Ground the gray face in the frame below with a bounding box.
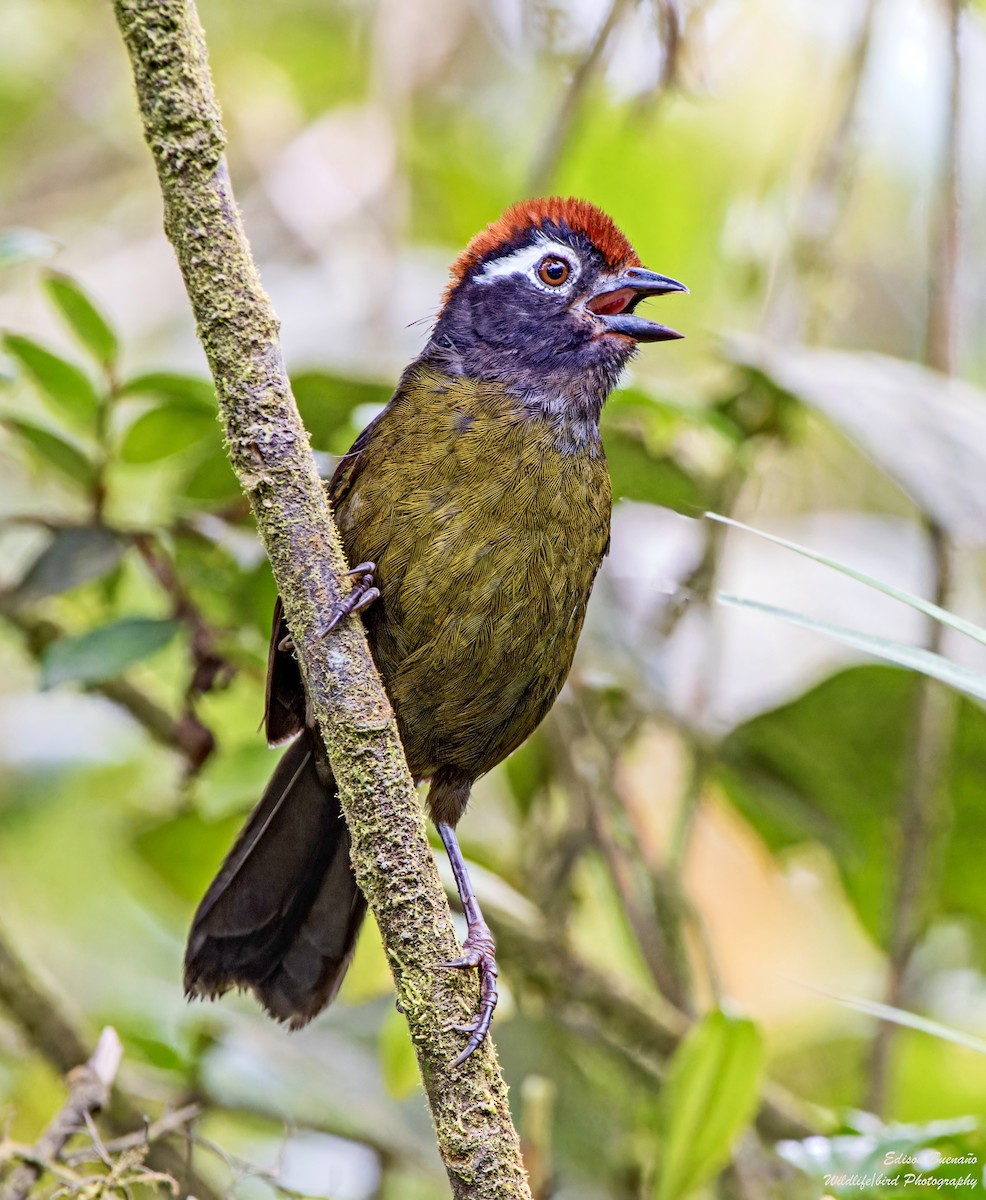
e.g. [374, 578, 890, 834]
[427, 223, 639, 410]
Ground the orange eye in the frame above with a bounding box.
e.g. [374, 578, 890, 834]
[536, 255, 571, 287]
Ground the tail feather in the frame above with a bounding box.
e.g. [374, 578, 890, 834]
[184, 731, 366, 1027]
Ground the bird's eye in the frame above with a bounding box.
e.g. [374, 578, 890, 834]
[536, 255, 571, 287]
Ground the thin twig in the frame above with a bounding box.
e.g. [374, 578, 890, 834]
[528, 0, 632, 194]
[549, 701, 695, 1013]
[762, 0, 880, 341]
[0, 929, 221, 1200]
[132, 533, 233, 700]
[867, 523, 956, 1112]
[1, 1028, 123, 1200]
[62, 1106, 202, 1167]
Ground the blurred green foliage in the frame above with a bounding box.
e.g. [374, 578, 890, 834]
[2, 1, 986, 1198]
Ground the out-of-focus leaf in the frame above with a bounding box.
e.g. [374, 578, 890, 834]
[2, 334, 101, 427]
[43, 272, 118, 368]
[291, 370, 391, 448]
[2, 416, 96, 488]
[654, 1010, 763, 1200]
[182, 450, 241, 503]
[606, 430, 704, 513]
[9, 527, 125, 603]
[0, 228, 59, 269]
[719, 592, 986, 703]
[504, 729, 552, 815]
[120, 404, 219, 463]
[379, 1005, 420, 1100]
[123, 1031, 189, 1075]
[135, 809, 245, 903]
[608, 385, 742, 445]
[718, 665, 986, 944]
[709, 514, 986, 650]
[40, 617, 181, 688]
[727, 336, 986, 541]
[171, 533, 272, 642]
[119, 372, 216, 409]
[194, 741, 278, 821]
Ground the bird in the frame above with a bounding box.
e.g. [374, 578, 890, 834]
[183, 196, 686, 1064]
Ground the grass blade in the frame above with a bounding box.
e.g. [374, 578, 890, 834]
[718, 593, 986, 704]
[707, 513, 986, 649]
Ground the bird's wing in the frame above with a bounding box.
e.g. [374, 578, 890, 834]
[262, 412, 381, 746]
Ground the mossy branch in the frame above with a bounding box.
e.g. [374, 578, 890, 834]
[109, 2, 530, 1195]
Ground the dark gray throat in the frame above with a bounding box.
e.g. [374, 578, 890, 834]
[421, 340, 617, 456]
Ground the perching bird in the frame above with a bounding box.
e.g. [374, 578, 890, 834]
[184, 197, 686, 1063]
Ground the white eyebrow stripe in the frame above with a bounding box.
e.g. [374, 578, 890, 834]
[473, 237, 579, 285]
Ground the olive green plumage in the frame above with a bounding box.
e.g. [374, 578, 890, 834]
[334, 364, 611, 815]
[185, 364, 612, 1022]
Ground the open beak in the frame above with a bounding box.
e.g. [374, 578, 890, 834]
[585, 266, 688, 342]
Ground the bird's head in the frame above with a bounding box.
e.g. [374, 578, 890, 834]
[428, 197, 687, 414]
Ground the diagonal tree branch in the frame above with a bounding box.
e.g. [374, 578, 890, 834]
[109, 2, 530, 1196]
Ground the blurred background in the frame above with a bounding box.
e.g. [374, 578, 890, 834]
[1, 0, 986, 1197]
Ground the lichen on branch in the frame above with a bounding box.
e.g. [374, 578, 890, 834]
[110, 2, 530, 1195]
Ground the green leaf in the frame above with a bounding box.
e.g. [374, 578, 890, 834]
[2, 333, 101, 427]
[123, 1031, 189, 1075]
[10, 527, 125, 603]
[708, 514, 986, 650]
[291, 370, 392, 448]
[119, 372, 216, 410]
[0, 228, 59, 270]
[120, 404, 220, 463]
[2, 416, 96, 488]
[717, 664, 986, 944]
[43, 272, 119, 368]
[379, 1004, 420, 1100]
[40, 617, 181, 688]
[134, 809, 246, 903]
[181, 450, 241, 503]
[606, 429, 704, 513]
[725, 335, 986, 538]
[654, 1010, 763, 1200]
[718, 592, 986, 704]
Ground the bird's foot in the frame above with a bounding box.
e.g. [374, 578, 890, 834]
[437, 918, 498, 1066]
[277, 564, 378, 652]
[318, 562, 380, 638]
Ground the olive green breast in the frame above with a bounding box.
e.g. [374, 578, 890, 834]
[333, 366, 612, 781]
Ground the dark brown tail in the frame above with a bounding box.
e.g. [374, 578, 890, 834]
[184, 731, 366, 1027]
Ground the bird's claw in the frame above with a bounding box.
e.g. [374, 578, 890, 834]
[318, 562, 380, 638]
[436, 922, 498, 1067]
[275, 564, 379, 652]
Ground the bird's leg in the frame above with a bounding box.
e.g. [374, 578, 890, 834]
[435, 820, 498, 1066]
